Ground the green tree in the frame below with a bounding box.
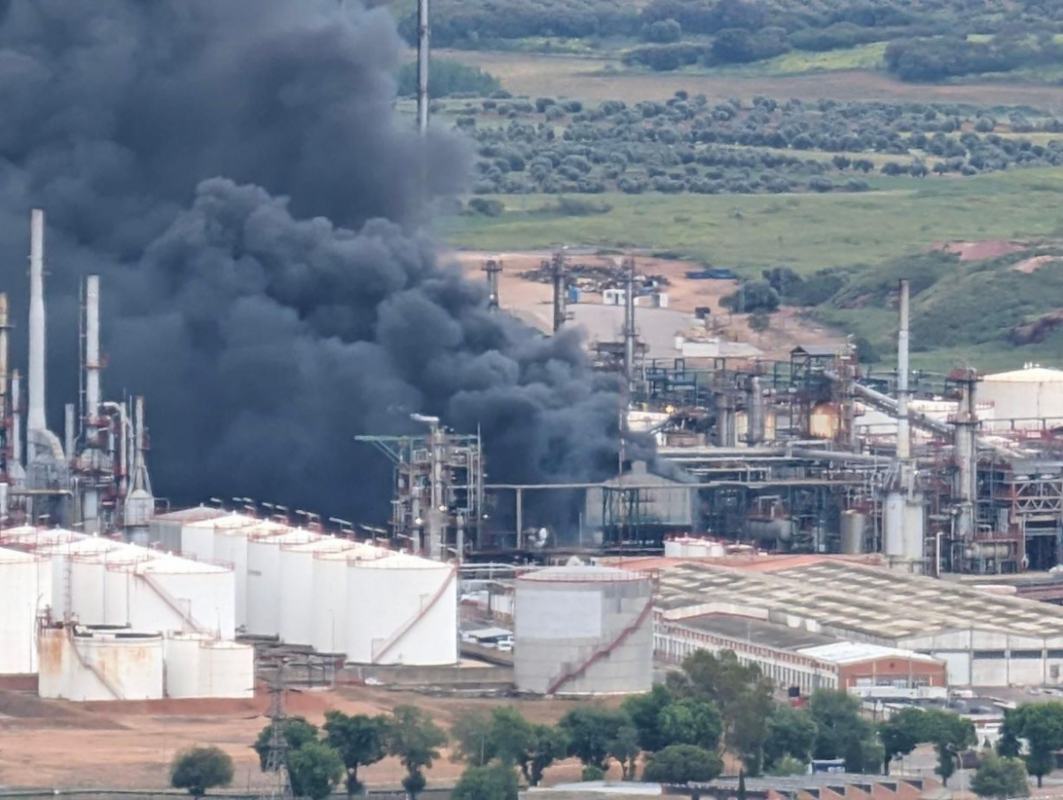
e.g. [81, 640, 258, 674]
[749, 312, 771, 335]
[1000, 702, 1063, 787]
[490, 707, 535, 768]
[560, 706, 631, 771]
[920, 709, 976, 786]
[253, 717, 320, 771]
[670, 650, 774, 774]
[658, 698, 723, 751]
[170, 746, 235, 799]
[323, 711, 391, 796]
[622, 685, 674, 752]
[763, 705, 817, 769]
[971, 753, 1029, 799]
[808, 690, 874, 773]
[388, 705, 448, 799]
[521, 724, 568, 787]
[767, 756, 809, 777]
[452, 762, 520, 800]
[452, 709, 496, 767]
[878, 707, 926, 775]
[288, 741, 345, 800]
[609, 723, 641, 780]
[642, 744, 723, 784]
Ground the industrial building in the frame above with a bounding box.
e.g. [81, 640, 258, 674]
[640, 555, 1063, 688]
[514, 565, 653, 695]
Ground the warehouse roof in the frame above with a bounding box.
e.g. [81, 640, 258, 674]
[520, 565, 649, 583]
[679, 613, 836, 651]
[798, 641, 943, 666]
[654, 558, 1063, 643]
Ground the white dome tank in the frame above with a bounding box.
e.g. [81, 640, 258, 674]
[310, 543, 388, 655]
[38, 624, 164, 701]
[0, 547, 51, 674]
[345, 553, 458, 666]
[277, 537, 356, 645]
[515, 566, 653, 696]
[164, 633, 254, 699]
[52, 540, 149, 623]
[215, 518, 289, 631]
[246, 527, 320, 636]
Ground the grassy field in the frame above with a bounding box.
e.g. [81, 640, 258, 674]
[438, 168, 1063, 274]
[440, 49, 1063, 108]
[682, 42, 888, 78]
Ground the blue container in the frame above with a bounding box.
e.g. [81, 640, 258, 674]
[567, 286, 582, 304]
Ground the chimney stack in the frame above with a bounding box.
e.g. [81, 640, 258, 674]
[896, 279, 910, 462]
[27, 209, 47, 436]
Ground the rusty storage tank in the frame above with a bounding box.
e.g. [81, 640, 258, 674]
[515, 565, 653, 696]
[38, 623, 164, 701]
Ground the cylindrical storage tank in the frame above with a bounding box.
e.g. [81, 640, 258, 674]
[0, 526, 85, 549]
[746, 516, 793, 544]
[215, 519, 288, 632]
[38, 538, 137, 622]
[346, 553, 457, 666]
[164, 634, 254, 699]
[840, 511, 866, 555]
[0, 547, 51, 674]
[149, 507, 226, 553]
[965, 543, 1012, 560]
[246, 528, 320, 637]
[278, 537, 355, 645]
[163, 633, 205, 699]
[883, 492, 905, 558]
[106, 555, 235, 638]
[515, 566, 653, 696]
[310, 544, 386, 655]
[180, 512, 256, 563]
[663, 538, 685, 558]
[38, 625, 164, 701]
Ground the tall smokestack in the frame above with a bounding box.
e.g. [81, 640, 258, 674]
[27, 209, 47, 436]
[0, 294, 7, 464]
[10, 370, 20, 471]
[85, 275, 101, 424]
[896, 279, 910, 462]
[482, 259, 501, 310]
[623, 257, 636, 392]
[416, 0, 429, 136]
[550, 252, 566, 333]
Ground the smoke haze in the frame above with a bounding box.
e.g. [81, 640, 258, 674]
[0, 1, 627, 520]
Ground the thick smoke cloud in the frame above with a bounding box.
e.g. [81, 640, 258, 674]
[0, 1, 628, 521]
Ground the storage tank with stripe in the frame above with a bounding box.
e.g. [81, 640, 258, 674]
[215, 518, 289, 631]
[35, 537, 134, 621]
[345, 553, 457, 666]
[69, 544, 154, 624]
[310, 543, 386, 655]
[0, 547, 51, 674]
[38, 624, 164, 701]
[278, 537, 355, 645]
[164, 633, 254, 699]
[515, 566, 653, 696]
[104, 554, 236, 638]
[246, 527, 320, 636]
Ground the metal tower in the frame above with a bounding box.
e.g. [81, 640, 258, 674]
[259, 662, 294, 800]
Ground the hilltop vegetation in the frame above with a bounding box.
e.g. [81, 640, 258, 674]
[402, 0, 1063, 82]
[445, 93, 1063, 196]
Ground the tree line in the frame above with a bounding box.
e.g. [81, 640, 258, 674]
[164, 653, 1063, 800]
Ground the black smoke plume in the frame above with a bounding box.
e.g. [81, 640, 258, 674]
[0, 1, 629, 523]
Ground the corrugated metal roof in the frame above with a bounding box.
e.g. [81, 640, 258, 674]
[798, 641, 942, 666]
[519, 565, 649, 583]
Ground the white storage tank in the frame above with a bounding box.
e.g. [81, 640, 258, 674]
[346, 553, 457, 666]
[0, 526, 85, 550]
[38, 624, 164, 701]
[164, 633, 254, 699]
[105, 554, 236, 638]
[0, 547, 51, 674]
[246, 527, 320, 636]
[515, 566, 653, 696]
[36, 537, 132, 621]
[278, 537, 356, 645]
[149, 506, 226, 553]
[840, 511, 866, 555]
[69, 543, 156, 625]
[215, 518, 290, 631]
[180, 511, 257, 563]
[310, 543, 387, 655]
[981, 366, 1063, 427]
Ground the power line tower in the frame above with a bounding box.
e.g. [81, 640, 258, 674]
[259, 661, 293, 800]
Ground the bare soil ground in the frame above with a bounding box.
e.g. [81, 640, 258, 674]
[0, 685, 615, 790]
[451, 248, 844, 359]
[441, 51, 1063, 109]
